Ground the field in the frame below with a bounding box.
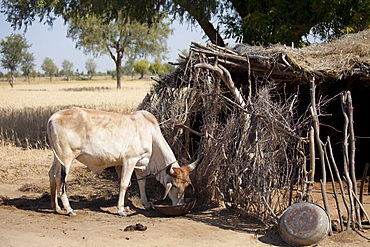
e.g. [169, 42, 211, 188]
[0, 79, 369, 246]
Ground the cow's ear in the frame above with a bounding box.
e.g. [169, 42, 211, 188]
[166, 165, 175, 177]
[163, 182, 172, 199]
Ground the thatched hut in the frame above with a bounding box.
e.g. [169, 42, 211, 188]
[139, 30, 370, 228]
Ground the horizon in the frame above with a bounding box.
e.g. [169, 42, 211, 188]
[1, 13, 230, 75]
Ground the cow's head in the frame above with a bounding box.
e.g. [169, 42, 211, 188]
[164, 157, 202, 205]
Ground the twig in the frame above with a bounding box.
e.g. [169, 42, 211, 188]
[351, 191, 370, 224]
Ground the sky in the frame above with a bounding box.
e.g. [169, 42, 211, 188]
[0, 12, 227, 74]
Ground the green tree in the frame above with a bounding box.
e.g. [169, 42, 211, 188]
[85, 59, 96, 80]
[61, 59, 73, 81]
[0, 34, 31, 87]
[222, 0, 370, 45]
[3, 0, 370, 47]
[133, 60, 149, 79]
[67, 12, 172, 88]
[30, 70, 37, 79]
[41, 57, 58, 82]
[149, 59, 168, 76]
[21, 52, 35, 84]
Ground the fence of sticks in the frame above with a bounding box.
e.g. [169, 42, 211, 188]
[138, 31, 370, 230]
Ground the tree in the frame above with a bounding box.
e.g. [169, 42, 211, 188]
[67, 12, 172, 89]
[149, 59, 168, 76]
[221, 0, 370, 46]
[61, 60, 73, 81]
[3, 0, 370, 47]
[41, 57, 58, 82]
[0, 34, 31, 87]
[85, 59, 96, 80]
[133, 60, 149, 79]
[21, 52, 35, 84]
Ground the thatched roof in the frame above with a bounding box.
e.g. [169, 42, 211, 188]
[190, 30, 370, 83]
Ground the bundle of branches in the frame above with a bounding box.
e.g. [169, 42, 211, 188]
[139, 47, 314, 225]
[191, 30, 370, 83]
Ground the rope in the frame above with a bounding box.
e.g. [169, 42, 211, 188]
[131, 160, 178, 181]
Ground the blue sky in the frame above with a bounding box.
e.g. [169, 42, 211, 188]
[0, 12, 222, 74]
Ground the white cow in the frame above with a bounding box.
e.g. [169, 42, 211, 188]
[47, 107, 200, 216]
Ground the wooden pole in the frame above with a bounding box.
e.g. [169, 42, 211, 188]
[341, 92, 356, 230]
[309, 77, 332, 234]
[325, 139, 344, 231]
[346, 92, 362, 229]
[327, 137, 349, 230]
[307, 126, 315, 202]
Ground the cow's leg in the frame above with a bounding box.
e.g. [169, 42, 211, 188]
[59, 162, 75, 216]
[49, 158, 63, 214]
[117, 160, 136, 216]
[135, 170, 151, 210]
[115, 165, 129, 208]
[49, 152, 75, 216]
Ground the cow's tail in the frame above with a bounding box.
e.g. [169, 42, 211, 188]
[47, 117, 67, 195]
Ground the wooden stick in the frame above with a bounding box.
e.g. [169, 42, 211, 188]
[327, 137, 349, 230]
[325, 139, 344, 231]
[351, 190, 370, 224]
[360, 163, 369, 219]
[346, 92, 362, 229]
[341, 92, 356, 230]
[309, 78, 331, 218]
[307, 126, 315, 202]
[194, 63, 247, 109]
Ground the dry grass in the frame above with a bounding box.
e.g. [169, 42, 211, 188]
[0, 79, 152, 148]
[266, 30, 370, 75]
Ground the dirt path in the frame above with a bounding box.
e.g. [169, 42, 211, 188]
[1, 146, 369, 247]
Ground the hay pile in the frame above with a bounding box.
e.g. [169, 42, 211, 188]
[268, 30, 370, 78]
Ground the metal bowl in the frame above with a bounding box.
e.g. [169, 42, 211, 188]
[278, 202, 330, 246]
[152, 198, 196, 216]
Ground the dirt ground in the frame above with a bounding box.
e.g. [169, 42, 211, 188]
[0, 145, 369, 246]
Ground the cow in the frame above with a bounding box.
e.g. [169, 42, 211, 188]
[47, 107, 201, 216]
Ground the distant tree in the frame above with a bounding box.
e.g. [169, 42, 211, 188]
[85, 59, 96, 79]
[67, 12, 172, 88]
[41, 57, 58, 82]
[0, 34, 31, 87]
[30, 70, 37, 79]
[106, 70, 116, 79]
[149, 59, 168, 76]
[133, 60, 149, 79]
[21, 52, 35, 84]
[61, 60, 73, 81]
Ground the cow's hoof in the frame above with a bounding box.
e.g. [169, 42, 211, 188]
[118, 210, 128, 216]
[68, 211, 77, 216]
[143, 204, 153, 210]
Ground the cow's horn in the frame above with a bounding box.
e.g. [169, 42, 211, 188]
[188, 156, 203, 170]
[163, 182, 172, 199]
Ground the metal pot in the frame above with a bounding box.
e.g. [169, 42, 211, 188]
[278, 202, 330, 246]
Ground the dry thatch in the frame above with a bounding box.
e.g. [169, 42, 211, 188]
[138, 30, 370, 226]
[190, 30, 370, 83]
